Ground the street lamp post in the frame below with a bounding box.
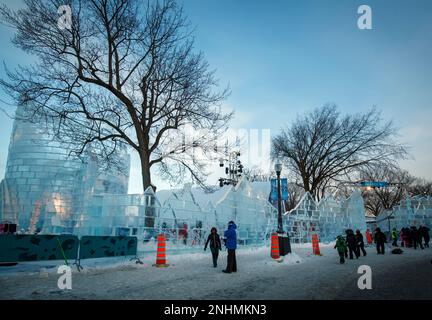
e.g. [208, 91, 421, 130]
[274, 161, 283, 234]
[273, 161, 291, 256]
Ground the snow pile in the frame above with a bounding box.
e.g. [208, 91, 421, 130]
[280, 252, 302, 265]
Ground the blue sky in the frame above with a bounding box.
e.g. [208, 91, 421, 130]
[1, 0, 432, 192]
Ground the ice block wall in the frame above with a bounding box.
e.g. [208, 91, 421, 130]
[377, 195, 432, 232]
[0, 105, 130, 233]
[284, 190, 367, 243]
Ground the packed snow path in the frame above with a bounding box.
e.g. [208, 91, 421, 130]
[1, 243, 431, 299]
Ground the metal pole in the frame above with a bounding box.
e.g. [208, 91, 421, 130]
[277, 171, 283, 233]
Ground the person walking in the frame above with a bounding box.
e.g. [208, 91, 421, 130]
[365, 229, 373, 246]
[374, 227, 386, 254]
[204, 227, 222, 267]
[419, 225, 430, 248]
[411, 226, 424, 250]
[223, 221, 237, 274]
[334, 235, 347, 264]
[391, 228, 398, 247]
[345, 229, 359, 259]
[400, 228, 406, 247]
[355, 229, 367, 256]
[406, 227, 413, 247]
[179, 223, 188, 245]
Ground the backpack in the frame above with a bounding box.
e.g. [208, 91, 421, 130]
[391, 248, 403, 254]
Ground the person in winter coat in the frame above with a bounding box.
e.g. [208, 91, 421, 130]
[204, 227, 222, 267]
[406, 227, 413, 247]
[223, 221, 237, 274]
[179, 223, 188, 245]
[419, 225, 430, 248]
[374, 227, 386, 254]
[355, 229, 367, 256]
[391, 228, 398, 247]
[411, 226, 424, 250]
[365, 229, 373, 245]
[334, 235, 348, 264]
[402, 227, 412, 247]
[400, 228, 405, 247]
[345, 229, 360, 259]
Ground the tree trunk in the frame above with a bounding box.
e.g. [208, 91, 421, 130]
[139, 152, 152, 192]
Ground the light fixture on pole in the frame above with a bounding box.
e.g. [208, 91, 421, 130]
[274, 161, 283, 234]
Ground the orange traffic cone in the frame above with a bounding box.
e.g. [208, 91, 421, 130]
[270, 232, 281, 260]
[312, 234, 321, 255]
[153, 234, 169, 267]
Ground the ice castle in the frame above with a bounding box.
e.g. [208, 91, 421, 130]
[0, 106, 376, 245]
[0, 106, 278, 242]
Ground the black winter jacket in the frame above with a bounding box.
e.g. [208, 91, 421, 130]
[204, 233, 222, 250]
[346, 234, 357, 247]
[374, 231, 387, 244]
[355, 233, 365, 246]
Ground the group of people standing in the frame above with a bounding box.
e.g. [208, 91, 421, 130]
[334, 229, 368, 264]
[203, 220, 238, 274]
[205, 221, 431, 268]
[393, 225, 430, 249]
[335, 225, 430, 264]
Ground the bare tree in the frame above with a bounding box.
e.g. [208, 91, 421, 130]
[271, 104, 408, 200]
[243, 166, 271, 182]
[0, 0, 231, 191]
[362, 191, 383, 216]
[408, 177, 432, 197]
[284, 181, 304, 211]
[359, 164, 414, 216]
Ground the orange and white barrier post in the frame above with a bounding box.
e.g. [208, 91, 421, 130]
[153, 234, 169, 267]
[270, 232, 281, 260]
[312, 234, 321, 255]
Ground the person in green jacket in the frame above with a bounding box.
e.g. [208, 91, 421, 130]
[334, 235, 348, 264]
[391, 228, 398, 247]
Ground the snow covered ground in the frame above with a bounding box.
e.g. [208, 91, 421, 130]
[0, 243, 431, 300]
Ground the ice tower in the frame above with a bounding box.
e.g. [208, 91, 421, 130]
[0, 105, 130, 233]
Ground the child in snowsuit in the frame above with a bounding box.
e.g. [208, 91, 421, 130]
[204, 227, 222, 267]
[335, 235, 348, 264]
[391, 228, 398, 247]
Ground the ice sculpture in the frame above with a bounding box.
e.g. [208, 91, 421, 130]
[157, 183, 207, 245]
[0, 105, 130, 233]
[376, 195, 432, 232]
[29, 176, 278, 247]
[284, 190, 367, 243]
[1, 106, 375, 246]
[72, 187, 161, 238]
[211, 177, 277, 245]
[153, 177, 278, 246]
